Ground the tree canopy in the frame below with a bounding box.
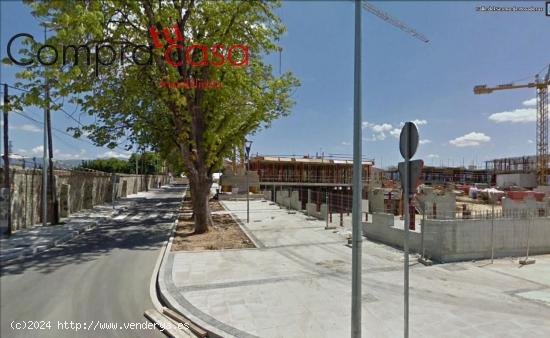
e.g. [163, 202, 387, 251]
[79, 152, 163, 174]
[5, 0, 299, 233]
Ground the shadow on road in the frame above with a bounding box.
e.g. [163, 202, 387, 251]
[0, 187, 184, 277]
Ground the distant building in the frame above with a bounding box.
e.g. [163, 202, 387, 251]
[486, 156, 549, 188]
[384, 165, 492, 186]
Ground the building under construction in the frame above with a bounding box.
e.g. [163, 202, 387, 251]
[384, 165, 492, 186]
[250, 155, 374, 187]
[219, 154, 375, 213]
[486, 155, 550, 188]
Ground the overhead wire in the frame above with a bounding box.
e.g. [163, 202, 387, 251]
[3, 83, 131, 153]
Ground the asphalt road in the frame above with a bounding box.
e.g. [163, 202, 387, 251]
[1, 186, 185, 338]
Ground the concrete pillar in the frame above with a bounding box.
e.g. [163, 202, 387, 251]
[59, 184, 70, 218]
[0, 188, 9, 234]
[121, 180, 128, 197]
[83, 180, 94, 209]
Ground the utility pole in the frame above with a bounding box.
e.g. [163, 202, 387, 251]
[44, 25, 58, 224]
[41, 25, 49, 226]
[45, 77, 58, 224]
[351, 1, 362, 337]
[3, 83, 12, 236]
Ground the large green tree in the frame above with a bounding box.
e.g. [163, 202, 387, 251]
[6, 0, 298, 233]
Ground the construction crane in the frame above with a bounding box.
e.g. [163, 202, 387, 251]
[474, 64, 550, 186]
[361, 1, 430, 43]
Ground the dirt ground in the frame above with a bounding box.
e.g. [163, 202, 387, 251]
[456, 196, 502, 213]
[172, 200, 255, 251]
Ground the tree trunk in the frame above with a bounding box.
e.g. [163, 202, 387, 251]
[189, 174, 213, 234]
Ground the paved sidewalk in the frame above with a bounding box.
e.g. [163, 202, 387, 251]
[160, 200, 550, 338]
[0, 195, 137, 264]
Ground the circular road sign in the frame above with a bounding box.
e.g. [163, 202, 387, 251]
[399, 122, 419, 160]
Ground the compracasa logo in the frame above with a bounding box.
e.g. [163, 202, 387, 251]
[5, 23, 248, 82]
[149, 24, 248, 68]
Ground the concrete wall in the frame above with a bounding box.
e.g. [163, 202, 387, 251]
[306, 202, 327, 220]
[0, 188, 8, 232]
[363, 211, 550, 263]
[0, 167, 168, 231]
[276, 190, 289, 207]
[423, 217, 550, 262]
[416, 187, 456, 219]
[497, 173, 537, 189]
[262, 190, 272, 201]
[219, 167, 260, 193]
[363, 214, 422, 252]
[501, 196, 549, 215]
[369, 188, 386, 213]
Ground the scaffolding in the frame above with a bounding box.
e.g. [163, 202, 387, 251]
[249, 155, 374, 185]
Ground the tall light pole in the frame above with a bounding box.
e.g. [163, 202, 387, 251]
[351, 1, 363, 337]
[245, 139, 253, 223]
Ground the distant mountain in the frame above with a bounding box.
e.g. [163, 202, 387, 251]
[2, 157, 86, 169]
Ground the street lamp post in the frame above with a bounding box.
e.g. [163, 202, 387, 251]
[245, 140, 253, 223]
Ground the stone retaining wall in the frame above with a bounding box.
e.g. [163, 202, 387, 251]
[0, 168, 168, 231]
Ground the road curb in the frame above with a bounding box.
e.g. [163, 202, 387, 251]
[145, 187, 202, 338]
[155, 191, 244, 338]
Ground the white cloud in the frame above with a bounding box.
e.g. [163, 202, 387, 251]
[16, 124, 42, 133]
[419, 139, 431, 144]
[341, 141, 351, 146]
[102, 150, 131, 159]
[449, 132, 491, 147]
[411, 119, 428, 126]
[427, 154, 439, 158]
[488, 108, 536, 123]
[398, 119, 428, 127]
[31, 145, 44, 154]
[390, 128, 401, 138]
[528, 139, 534, 144]
[362, 121, 393, 133]
[523, 97, 537, 106]
[363, 119, 428, 141]
[362, 121, 393, 141]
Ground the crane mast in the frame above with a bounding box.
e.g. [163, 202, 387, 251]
[536, 69, 549, 185]
[474, 65, 550, 186]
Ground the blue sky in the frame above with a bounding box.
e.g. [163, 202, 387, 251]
[1, 1, 549, 168]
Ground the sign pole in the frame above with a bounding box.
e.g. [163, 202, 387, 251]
[245, 140, 252, 223]
[403, 155, 410, 338]
[399, 121, 419, 338]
